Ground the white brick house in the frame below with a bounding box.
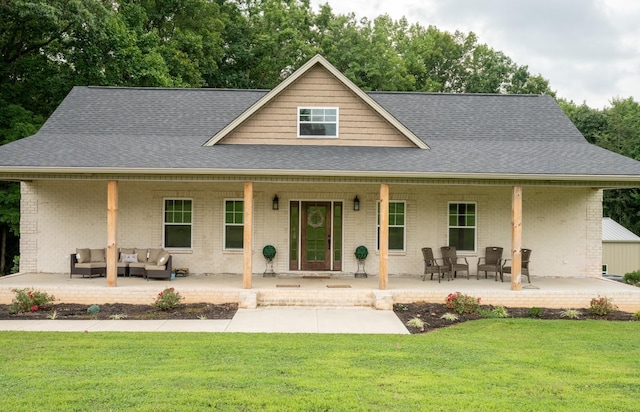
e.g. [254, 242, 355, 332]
[1, 55, 640, 290]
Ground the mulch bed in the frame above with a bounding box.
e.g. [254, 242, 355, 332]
[393, 302, 638, 334]
[2, 301, 636, 332]
[0, 302, 238, 320]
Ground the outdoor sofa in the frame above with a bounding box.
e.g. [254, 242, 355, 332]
[118, 247, 173, 280]
[70, 248, 107, 278]
[71, 247, 172, 280]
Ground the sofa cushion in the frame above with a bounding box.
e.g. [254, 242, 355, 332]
[75, 262, 107, 269]
[148, 248, 164, 265]
[76, 248, 91, 263]
[90, 248, 106, 262]
[135, 248, 148, 263]
[144, 264, 166, 271]
[121, 253, 138, 263]
[157, 251, 171, 266]
[128, 262, 146, 269]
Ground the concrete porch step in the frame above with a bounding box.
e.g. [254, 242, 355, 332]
[238, 289, 394, 310]
[258, 289, 374, 307]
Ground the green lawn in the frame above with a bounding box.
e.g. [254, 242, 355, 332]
[1, 319, 638, 411]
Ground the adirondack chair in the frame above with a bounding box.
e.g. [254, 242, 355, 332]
[441, 246, 469, 279]
[501, 249, 532, 283]
[422, 247, 451, 282]
[477, 246, 504, 281]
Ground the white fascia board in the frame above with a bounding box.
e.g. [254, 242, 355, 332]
[3, 166, 640, 186]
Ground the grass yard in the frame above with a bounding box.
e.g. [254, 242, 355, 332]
[0, 319, 638, 411]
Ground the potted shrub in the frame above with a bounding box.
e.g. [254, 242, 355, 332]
[354, 245, 368, 278]
[263, 245, 276, 277]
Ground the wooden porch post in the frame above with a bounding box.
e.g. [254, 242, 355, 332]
[243, 182, 253, 289]
[106, 180, 118, 287]
[511, 186, 522, 291]
[379, 184, 389, 290]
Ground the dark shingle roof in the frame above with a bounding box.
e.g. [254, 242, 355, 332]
[1, 86, 640, 181]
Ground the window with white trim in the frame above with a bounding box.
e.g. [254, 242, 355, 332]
[448, 202, 476, 252]
[224, 200, 244, 249]
[377, 201, 406, 251]
[164, 199, 192, 249]
[298, 107, 338, 137]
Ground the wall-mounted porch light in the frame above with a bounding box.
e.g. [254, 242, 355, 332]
[353, 196, 360, 211]
[272, 195, 279, 210]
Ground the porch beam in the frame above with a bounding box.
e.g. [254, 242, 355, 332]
[511, 186, 522, 291]
[379, 183, 389, 290]
[106, 180, 118, 287]
[243, 182, 253, 289]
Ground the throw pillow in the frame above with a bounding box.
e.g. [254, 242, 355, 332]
[148, 248, 164, 265]
[135, 248, 148, 262]
[157, 251, 171, 266]
[121, 253, 138, 263]
[120, 248, 135, 256]
[76, 248, 91, 263]
[90, 248, 106, 262]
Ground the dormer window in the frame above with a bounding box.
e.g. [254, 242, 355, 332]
[298, 107, 338, 137]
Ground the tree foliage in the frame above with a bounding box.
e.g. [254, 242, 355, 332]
[561, 97, 640, 235]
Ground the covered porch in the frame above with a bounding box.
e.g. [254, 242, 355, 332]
[71, 178, 601, 289]
[2, 272, 639, 312]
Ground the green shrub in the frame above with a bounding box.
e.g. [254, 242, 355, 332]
[528, 307, 542, 318]
[153, 287, 183, 311]
[355, 245, 369, 260]
[10, 288, 56, 313]
[394, 303, 408, 311]
[479, 306, 510, 318]
[588, 296, 618, 316]
[560, 309, 582, 319]
[406, 317, 425, 331]
[87, 304, 101, 315]
[633, 311, 640, 320]
[262, 245, 276, 260]
[445, 292, 480, 314]
[440, 312, 459, 321]
[622, 270, 640, 286]
[10, 255, 19, 275]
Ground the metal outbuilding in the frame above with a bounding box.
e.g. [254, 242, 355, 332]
[602, 217, 640, 276]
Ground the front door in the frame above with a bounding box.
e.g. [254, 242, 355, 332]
[301, 202, 331, 270]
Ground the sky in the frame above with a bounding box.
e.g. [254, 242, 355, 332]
[311, 0, 640, 109]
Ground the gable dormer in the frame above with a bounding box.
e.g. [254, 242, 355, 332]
[205, 55, 428, 149]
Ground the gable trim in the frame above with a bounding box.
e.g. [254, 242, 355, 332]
[203, 55, 429, 149]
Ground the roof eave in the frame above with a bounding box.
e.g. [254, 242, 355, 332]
[2, 166, 640, 186]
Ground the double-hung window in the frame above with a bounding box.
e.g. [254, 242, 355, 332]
[164, 199, 192, 249]
[448, 202, 476, 252]
[377, 201, 406, 251]
[298, 107, 338, 137]
[224, 200, 244, 249]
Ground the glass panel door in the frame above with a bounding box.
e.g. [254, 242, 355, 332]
[301, 202, 331, 270]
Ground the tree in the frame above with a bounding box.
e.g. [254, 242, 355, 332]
[0, 182, 19, 274]
[210, 0, 316, 89]
[398, 25, 469, 92]
[561, 97, 640, 235]
[557, 99, 607, 144]
[600, 98, 640, 235]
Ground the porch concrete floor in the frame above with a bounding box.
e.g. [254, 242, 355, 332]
[1, 272, 639, 311]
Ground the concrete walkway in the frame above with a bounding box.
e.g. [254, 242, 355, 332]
[0, 307, 410, 334]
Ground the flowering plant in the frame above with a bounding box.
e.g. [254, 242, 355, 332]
[153, 287, 183, 311]
[10, 288, 56, 314]
[445, 292, 480, 315]
[588, 296, 618, 316]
